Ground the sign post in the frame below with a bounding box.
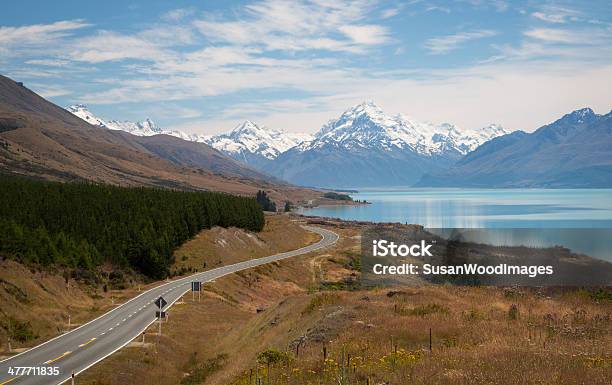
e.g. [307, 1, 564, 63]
[191, 281, 202, 302]
[7, 318, 11, 353]
[154, 296, 167, 336]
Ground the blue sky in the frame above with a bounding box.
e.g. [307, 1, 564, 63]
[1, 0, 611, 134]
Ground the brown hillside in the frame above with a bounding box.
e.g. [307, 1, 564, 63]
[0, 75, 319, 203]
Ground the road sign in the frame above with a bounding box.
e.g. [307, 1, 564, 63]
[191, 281, 202, 302]
[154, 296, 167, 309]
[155, 296, 167, 336]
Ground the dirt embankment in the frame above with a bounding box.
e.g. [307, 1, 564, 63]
[172, 213, 319, 275]
[0, 259, 149, 357]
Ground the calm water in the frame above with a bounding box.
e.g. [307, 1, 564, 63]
[298, 189, 612, 261]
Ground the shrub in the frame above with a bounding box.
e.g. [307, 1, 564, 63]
[257, 349, 291, 366]
[303, 293, 340, 314]
[401, 303, 449, 317]
[322, 192, 352, 201]
[5, 317, 38, 342]
[256, 190, 276, 212]
[508, 304, 519, 320]
[181, 353, 227, 385]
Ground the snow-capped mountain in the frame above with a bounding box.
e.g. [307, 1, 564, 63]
[66, 104, 206, 141]
[298, 101, 508, 156]
[205, 120, 313, 169]
[64, 104, 279, 182]
[67, 104, 108, 127]
[67, 102, 513, 188]
[417, 107, 612, 187]
[66, 105, 310, 170]
[271, 101, 509, 188]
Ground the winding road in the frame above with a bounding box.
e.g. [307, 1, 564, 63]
[0, 225, 338, 385]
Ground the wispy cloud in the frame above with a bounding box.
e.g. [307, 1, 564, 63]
[30, 84, 72, 98]
[424, 5, 451, 14]
[424, 29, 497, 54]
[531, 5, 581, 24]
[523, 28, 579, 43]
[2, 0, 611, 135]
[69, 31, 166, 63]
[338, 24, 390, 45]
[24, 59, 71, 67]
[0, 20, 90, 55]
[67, 23, 195, 64]
[523, 27, 610, 45]
[458, 0, 509, 12]
[193, 0, 389, 53]
[161, 8, 195, 22]
[380, 7, 400, 19]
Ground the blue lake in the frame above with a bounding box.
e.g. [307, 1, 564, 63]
[298, 189, 612, 261]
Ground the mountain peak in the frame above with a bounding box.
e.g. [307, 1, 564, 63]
[67, 103, 88, 111]
[560, 107, 597, 124]
[348, 100, 384, 116]
[66, 104, 185, 138]
[136, 118, 160, 132]
[355, 100, 381, 108]
[232, 120, 263, 134]
[308, 103, 509, 156]
[571, 107, 594, 116]
[66, 104, 106, 127]
[207, 121, 311, 162]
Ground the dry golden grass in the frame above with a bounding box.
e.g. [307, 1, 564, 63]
[172, 213, 319, 274]
[4, 217, 610, 385]
[74, 218, 356, 384]
[87, 220, 611, 385]
[245, 285, 610, 385]
[0, 258, 167, 357]
[0, 260, 112, 355]
[0, 214, 315, 358]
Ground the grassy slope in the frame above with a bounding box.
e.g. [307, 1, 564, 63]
[2, 216, 610, 384]
[78, 218, 610, 385]
[75, 215, 353, 385]
[0, 214, 315, 358]
[0, 260, 148, 356]
[0, 75, 328, 206]
[172, 213, 319, 275]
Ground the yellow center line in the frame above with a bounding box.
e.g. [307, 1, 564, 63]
[45, 351, 72, 364]
[79, 337, 97, 348]
[0, 376, 22, 385]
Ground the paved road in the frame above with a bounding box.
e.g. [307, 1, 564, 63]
[0, 226, 338, 385]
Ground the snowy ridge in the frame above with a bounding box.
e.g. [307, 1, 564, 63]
[205, 120, 313, 160]
[66, 105, 305, 161]
[67, 104, 108, 127]
[67, 102, 509, 173]
[299, 101, 509, 156]
[66, 104, 202, 140]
